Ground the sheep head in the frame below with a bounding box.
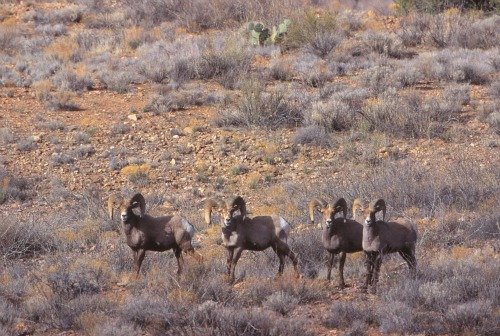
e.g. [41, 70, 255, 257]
[309, 197, 347, 229]
[230, 196, 247, 219]
[364, 198, 386, 226]
[204, 196, 245, 226]
[108, 193, 146, 223]
[331, 198, 348, 219]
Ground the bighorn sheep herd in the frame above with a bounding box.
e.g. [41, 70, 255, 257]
[107, 192, 417, 293]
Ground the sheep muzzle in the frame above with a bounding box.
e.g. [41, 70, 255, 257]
[121, 212, 130, 222]
[223, 217, 233, 227]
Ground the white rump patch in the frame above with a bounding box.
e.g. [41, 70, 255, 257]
[279, 217, 291, 237]
[181, 218, 195, 238]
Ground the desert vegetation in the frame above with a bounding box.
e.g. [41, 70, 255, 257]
[0, 0, 498, 335]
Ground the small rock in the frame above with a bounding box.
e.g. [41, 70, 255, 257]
[127, 114, 139, 121]
[170, 158, 176, 166]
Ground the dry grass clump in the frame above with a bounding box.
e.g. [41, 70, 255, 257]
[0, 217, 57, 259]
[362, 88, 464, 139]
[0, 128, 15, 145]
[293, 125, 332, 147]
[15, 137, 37, 152]
[121, 164, 150, 187]
[52, 69, 92, 92]
[322, 301, 372, 329]
[216, 79, 304, 128]
[263, 291, 299, 316]
[290, 228, 327, 279]
[144, 87, 206, 114]
[0, 171, 30, 204]
[285, 11, 340, 55]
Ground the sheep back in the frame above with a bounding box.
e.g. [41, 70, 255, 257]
[363, 220, 417, 253]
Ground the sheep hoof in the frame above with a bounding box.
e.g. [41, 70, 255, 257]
[360, 287, 368, 294]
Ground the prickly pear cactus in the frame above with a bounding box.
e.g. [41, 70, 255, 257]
[272, 19, 291, 44]
[248, 19, 290, 46]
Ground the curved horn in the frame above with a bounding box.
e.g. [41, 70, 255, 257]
[230, 196, 247, 218]
[308, 198, 328, 224]
[204, 198, 223, 225]
[107, 195, 122, 220]
[129, 193, 146, 217]
[332, 198, 348, 219]
[352, 198, 364, 219]
[371, 198, 386, 221]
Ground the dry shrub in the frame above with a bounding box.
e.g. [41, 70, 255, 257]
[120, 164, 150, 176]
[322, 301, 372, 329]
[0, 217, 57, 259]
[216, 79, 303, 128]
[44, 36, 80, 62]
[285, 10, 338, 52]
[263, 291, 299, 316]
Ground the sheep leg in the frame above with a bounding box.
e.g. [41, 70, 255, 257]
[326, 252, 335, 281]
[362, 251, 375, 293]
[226, 247, 234, 275]
[371, 253, 382, 294]
[277, 252, 286, 276]
[134, 249, 146, 278]
[338, 251, 346, 289]
[271, 243, 286, 277]
[277, 241, 300, 278]
[174, 247, 183, 276]
[399, 249, 417, 278]
[229, 247, 243, 284]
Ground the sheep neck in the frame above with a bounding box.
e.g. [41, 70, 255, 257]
[122, 215, 140, 235]
[363, 223, 378, 245]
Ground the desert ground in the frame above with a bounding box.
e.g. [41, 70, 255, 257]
[0, 0, 499, 335]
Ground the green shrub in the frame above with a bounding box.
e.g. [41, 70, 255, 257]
[394, 0, 497, 13]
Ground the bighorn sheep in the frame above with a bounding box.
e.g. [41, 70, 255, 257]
[204, 196, 299, 283]
[309, 197, 363, 288]
[361, 199, 417, 293]
[108, 193, 201, 277]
